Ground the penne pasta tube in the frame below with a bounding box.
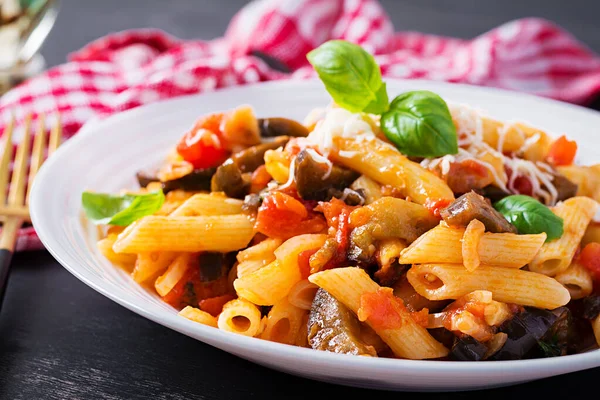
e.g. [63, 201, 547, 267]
[236, 238, 282, 263]
[236, 259, 269, 278]
[407, 264, 570, 309]
[234, 234, 327, 305]
[97, 234, 137, 269]
[287, 280, 319, 310]
[218, 298, 263, 337]
[309, 267, 449, 360]
[330, 137, 454, 205]
[179, 306, 218, 328]
[529, 197, 599, 276]
[113, 215, 255, 253]
[295, 313, 310, 348]
[557, 165, 600, 202]
[350, 174, 383, 204]
[398, 223, 546, 268]
[260, 296, 307, 345]
[554, 262, 594, 300]
[132, 251, 177, 284]
[582, 222, 600, 247]
[155, 253, 192, 297]
[169, 193, 243, 217]
[377, 238, 407, 269]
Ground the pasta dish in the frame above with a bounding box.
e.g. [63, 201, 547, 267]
[82, 40, 600, 361]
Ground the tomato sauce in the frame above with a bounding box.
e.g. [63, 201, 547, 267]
[358, 288, 405, 330]
[255, 191, 327, 240]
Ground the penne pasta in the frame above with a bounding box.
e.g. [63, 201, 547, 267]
[529, 197, 599, 276]
[309, 267, 449, 359]
[557, 165, 600, 202]
[407, 264, 570, 309]
[218, 298, 264, 337]
[330, 136, 454, 205]
[132, 251, 177, 284]
[554, 262, 594, 300]
[399, 223, 546, 268]
[234, 234, 327, 305]
[155, 253, 192, 297]
[113, 215, 255, 253]
[287, 279, 319, 310]
[237, 238, 283, 263]
[582, 222, 600, 247]
[350, 174, 383, 204]
[376, 238, 407, 270]
[179, 306, 218, 328]
[97, 234, 137, 269]
[260, 296, 307, 345]
[169, 193, 243, 216]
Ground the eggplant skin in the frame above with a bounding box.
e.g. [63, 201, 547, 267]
[258, 118, 309, 138]
[449, 336, 487, 361]
[231, 136, 289, 173]
[294, 149, 359, 201]
[441, 191, 517, 234]
[136, 168, 215, 194]
[210, 161, 251, 199]
[308, 288, 377, 356]
[582, 295, 600, 320]
[490, 308, 557, 360]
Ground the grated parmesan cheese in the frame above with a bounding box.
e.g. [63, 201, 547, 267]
[305, 108, 376, 157]
[426, 103, 559, 205]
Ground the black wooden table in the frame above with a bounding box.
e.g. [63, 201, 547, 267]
[1, 1, 599, 398]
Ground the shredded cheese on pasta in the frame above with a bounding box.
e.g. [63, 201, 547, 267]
[422, 103, 559, 205]
[306, 108, 377, 158]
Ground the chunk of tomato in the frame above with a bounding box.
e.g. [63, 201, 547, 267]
[580, 243, 600, 281]
[546, 135, 577, 166]
[255, 191, 327, 240]
[176, 113, 230, 169]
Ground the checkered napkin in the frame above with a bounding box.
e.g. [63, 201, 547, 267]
[5, 0, 600, 251]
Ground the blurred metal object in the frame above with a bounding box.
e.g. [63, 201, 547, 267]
[16, 0, 60, 66]
[0, 0, 59, 94]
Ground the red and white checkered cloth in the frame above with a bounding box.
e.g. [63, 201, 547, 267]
[5, 0, 600, 251]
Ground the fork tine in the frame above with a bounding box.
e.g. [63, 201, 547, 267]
[8, 114, 32, 206]
[48, 113, 61, 156]
[26, 114, 47, 205]
[0, 116, 15, 205]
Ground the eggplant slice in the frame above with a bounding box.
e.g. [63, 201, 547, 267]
[258, 118, 309, 138]
[136, 168, 215, 194]
[295, 149, 360, 201]
[441, 191, 517, 233]
[308, 288, 378, 356]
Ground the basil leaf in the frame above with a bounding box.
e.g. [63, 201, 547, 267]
[307, 40, 388, 114]
[381, 90, 458, 157]
[81, 190, 165, 226]
[494, 195, 563, 241]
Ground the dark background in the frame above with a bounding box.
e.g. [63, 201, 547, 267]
[1, 1, 599, 399]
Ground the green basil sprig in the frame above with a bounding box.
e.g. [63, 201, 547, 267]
[307, 40, 458, 158]
[82, 190, 165, 226]
[381, 90, 458, 157]
[494, 195, 563, 241]
[307, 40, 389, 114]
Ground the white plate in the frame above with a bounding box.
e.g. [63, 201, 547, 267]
[30, 79, 600, 392]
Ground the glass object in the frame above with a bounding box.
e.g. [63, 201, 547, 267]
[0, 0, 59, 94]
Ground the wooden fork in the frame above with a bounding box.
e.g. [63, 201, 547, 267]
[0, 113, 61, 308]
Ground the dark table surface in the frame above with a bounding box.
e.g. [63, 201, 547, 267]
[1, 1, 599, 399]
